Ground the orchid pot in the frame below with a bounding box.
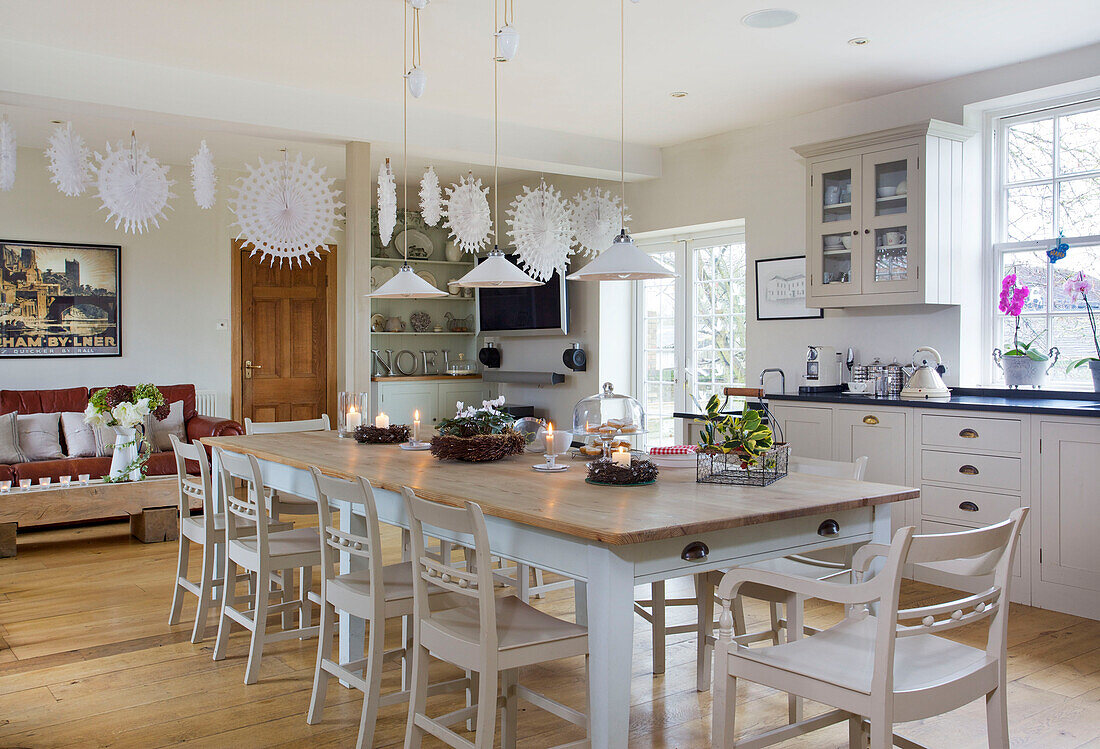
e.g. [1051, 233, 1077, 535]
[993, 348, 1060, 389]
[1089, 360, 1100, 392]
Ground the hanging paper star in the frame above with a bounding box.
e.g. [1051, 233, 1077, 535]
[45, 122, 93, 197]
[94, 135, 176, 234]
[190, 140, 217, 209]
[444, 174, 492, 254]
[507, 180, 573, 281]
[0, 117, 15, 192]
[419, 166, 442, 227]
[377, 160, 398, 246]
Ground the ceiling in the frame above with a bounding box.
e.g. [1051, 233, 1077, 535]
[0, 0, 1098, 176]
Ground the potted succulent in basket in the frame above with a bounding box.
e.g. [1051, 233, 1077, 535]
[429, 396, 527, 462]
[83, 384, 170, 482]
[1064, 270, 1100, 391]
[992, 272, 1059, 388]
[696, 394, 775, 467]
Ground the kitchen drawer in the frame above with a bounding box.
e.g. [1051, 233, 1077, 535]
[921, 449, 1021, 492]
[921, 413, 1022, 454]
[920, 484, 1021, 526]
[920, 519, 1021, 578]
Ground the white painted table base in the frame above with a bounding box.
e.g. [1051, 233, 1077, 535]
[213, 450, 891, 748]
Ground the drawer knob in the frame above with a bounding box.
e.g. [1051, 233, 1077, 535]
[817, 519, 841, 536]
[959, 501, 979, 512]
[681, 541, 709, 561]
[959, 428, 979, 439]
[959, 464, 980, 476]
[862, 415, 879, 425]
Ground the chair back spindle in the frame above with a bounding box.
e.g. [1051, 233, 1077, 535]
[309, 469, 384, 605]
[212, 447, 269, 547]
[245, 415, 331, 435]
[169, 434, 213, 533]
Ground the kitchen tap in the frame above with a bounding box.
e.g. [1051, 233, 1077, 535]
[760, 368, 785, 395]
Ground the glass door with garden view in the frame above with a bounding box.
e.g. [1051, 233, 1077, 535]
[636, 234, 747, 446]
[993, 99, 1100, 385]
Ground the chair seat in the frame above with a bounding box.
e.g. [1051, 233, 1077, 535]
[328, 562, 419, 603]
[270, 491, 317, 514]
[182, 513, 292, 543]
[730, 615, 995, 694]
[230, 527, 321, 560]
[429, 595, 587, 652]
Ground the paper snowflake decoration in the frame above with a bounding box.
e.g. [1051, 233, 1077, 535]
[444, 174, 492, 254]
[94, 136, 176, 234]
[377, 160, 397, 246]
[570, 187, 630, 257]
[228, 152, 344, 266]
[0, 117, 15, 192]
[45, 122, 93, 197]
[419, 166, 442, 227]
[507, 181, 573, 281]
[190, 140, 217, 209]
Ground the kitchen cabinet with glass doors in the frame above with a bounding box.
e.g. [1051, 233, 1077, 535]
[794, 120, 975, 307]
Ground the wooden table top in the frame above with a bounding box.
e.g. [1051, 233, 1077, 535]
[201, 432, 919, 545]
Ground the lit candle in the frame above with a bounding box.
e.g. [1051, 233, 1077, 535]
[375, 411, 390, 428]
[612, 446, 631, 467]
[545, 421, 557, 456]
[19, 479, 31, 491]
[59, 475, 72, 487]
[39, 477, 52, 488]
[413, 409, 421, 444]
[346, 406, 362, 430]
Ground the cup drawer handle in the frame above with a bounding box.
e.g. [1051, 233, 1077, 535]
[959, 464, 980, 476]
[959, 428, 979, 439]
[959, 501, 979, 512]
[681, 541, 709, 561]
[817, 519, 841, 536]
[862, 415, 879, 425]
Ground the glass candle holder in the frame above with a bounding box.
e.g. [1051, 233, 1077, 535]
[338, 391, 369, 438]
[59, 475, 72, 487]
[19, 479, 31, 491]
[39, 477, 52, 488]
[0, 480, 10, 494]
[78, 474, 91, 486]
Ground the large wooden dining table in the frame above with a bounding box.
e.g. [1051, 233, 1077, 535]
[202, 431, 918, 748]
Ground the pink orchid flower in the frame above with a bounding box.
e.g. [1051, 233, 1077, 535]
[1064, 271, 1091, 303]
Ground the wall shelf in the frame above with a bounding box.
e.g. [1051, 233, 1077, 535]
[370, 257, 475, 267]
[370, 331, 476, 336]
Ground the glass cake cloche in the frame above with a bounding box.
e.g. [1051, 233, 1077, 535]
[571, 382, 646, 457]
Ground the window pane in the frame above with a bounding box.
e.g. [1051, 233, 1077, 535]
[1005, 184, 1054, 241]
[1059, 109, 1100, 175]
[1006, 118, 1054, 183]
[1053, 245, 1100, 311]
[1001, 250, 1048, 312]
[1000, 314, 1048, 354]
[1052, 315, 1099, 382]
[1058, 177, 1100, 238]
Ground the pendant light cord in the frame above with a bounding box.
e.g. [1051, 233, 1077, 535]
[493, 0, 500, 245]
[403, 0, 410, 264]
[620, 0, 625, 230]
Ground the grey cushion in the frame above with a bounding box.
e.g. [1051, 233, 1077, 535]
[144, 400, 186, 453]
[0, 412, 25, 463]
[61, 412, 99, 458]
[16, 412, 64, 461]
[92, 424, 117, 457]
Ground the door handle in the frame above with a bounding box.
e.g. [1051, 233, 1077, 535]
[959, 464, 979, 476]
[818, 519, 841, 536]
[862, 415, 879, 425]
[244, 360, 262, 379]
[959, 428, 979, 439]
[959, 501, 979, 512]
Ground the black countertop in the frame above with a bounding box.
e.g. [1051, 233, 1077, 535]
[764, 387, 1100, 418]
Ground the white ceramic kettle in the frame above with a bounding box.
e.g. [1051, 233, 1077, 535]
[900, 346, 951, 400]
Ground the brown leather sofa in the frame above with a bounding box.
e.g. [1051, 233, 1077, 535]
[0, 384, 243, 484]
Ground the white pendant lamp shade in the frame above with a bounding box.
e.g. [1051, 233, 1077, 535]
[369, 263, 449, 298]
[406, 66, 427, 98]
[454, 247, 540, 288]
[566, 229, 675, 281]
[495, 24, 519, 61]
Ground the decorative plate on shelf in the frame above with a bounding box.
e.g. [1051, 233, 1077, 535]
[370, 265, 395, 291]
[416, 270, 438, 288]
[395, 229, 434, 260]
[410, 310, 432, 332]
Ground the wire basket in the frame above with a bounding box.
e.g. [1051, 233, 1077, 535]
[696, 443, 791, 486]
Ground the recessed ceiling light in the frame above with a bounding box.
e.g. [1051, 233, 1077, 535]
[670, 91, 688, 98]
[741, 9, 799, 29]
[50, 120, 64, 124]
[848, 37, 870, 46]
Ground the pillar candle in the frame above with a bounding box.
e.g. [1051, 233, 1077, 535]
[544, 422, 556, 456]
[346, 407, 362, 430]
[413, 410, 421, 443]
[375, 411, 390, 428]
[612, 446, 631, 467]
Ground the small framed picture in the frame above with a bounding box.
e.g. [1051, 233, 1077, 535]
[755, 255, 823, 321]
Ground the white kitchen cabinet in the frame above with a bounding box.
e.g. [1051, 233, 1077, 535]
[794, 120, 974, 308]
[1035, 419, 1100, 619]
[438, 380, 494, 419]
[767, 404, 833, 460]
[834, 407, 909, 486]
[372, 378, 495, 427]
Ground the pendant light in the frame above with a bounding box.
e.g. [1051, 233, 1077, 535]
[405, 4, 427, 98]
[567, 0, 675, 282]
[494, 0, 519, 62]
[371, 0, 448, 299]
[454, 0, 539, 289]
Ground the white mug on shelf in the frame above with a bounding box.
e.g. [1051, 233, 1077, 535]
[883, 230, 906, 246]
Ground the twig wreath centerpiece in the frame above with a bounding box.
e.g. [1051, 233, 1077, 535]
[430, 396, 526, 462]
[695, 394, 789, 486]
[354, 423, 410, 445]
[83, 384, 170, 482]
[585, 456, 659, 486]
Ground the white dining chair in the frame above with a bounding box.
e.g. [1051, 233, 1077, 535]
[403, 487, 590, 749]
[211, 447, 321, 684]
[244, 415, 330, 520]
[306, 467, 467, 748]
[710, 507, 1028, 748]
[166, 435, 291, 643]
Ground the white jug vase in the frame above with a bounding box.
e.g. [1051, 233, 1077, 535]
[109, 425, 144, 482]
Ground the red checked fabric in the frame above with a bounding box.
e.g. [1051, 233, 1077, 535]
[648, 445, 698, 455]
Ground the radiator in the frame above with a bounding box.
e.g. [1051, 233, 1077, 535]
[195, 390, 217, 417]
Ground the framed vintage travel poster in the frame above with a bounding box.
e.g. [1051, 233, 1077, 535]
[755, 255, 824, 321]
[0, 240, 122, 358]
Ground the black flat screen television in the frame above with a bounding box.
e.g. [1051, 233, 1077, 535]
[476, 252, 568, 336]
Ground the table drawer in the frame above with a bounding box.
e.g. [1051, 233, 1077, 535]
[921, 519, 1021, 578]
[921, 449, 1021, 492]
[921, 413, 1022, 454]
[920, 484, 1021, 526]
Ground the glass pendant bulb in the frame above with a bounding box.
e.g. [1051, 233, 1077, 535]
[406, 0, 429, 8]
[368, 263, 449, 298]
[566, 229, 675, 281]
[494, 24, 519, 62]
[454, 246, 540, 288]
[406, 66, 427, 98]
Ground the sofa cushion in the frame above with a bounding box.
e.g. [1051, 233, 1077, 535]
[0, 388, 89, 416]
[145, 451, 178, 477]
[0, 464, 13, 484]
[17, 412, 65, 461]
[0, 412, 24, 463]
[12, 456, 113, 483]
[144, 400, 186, 452]
[61, 412, 101, 458]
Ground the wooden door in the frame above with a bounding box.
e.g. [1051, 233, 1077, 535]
[233, 242, 337, 424]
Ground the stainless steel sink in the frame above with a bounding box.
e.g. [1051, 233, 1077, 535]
[1074, 403, 1100, 409]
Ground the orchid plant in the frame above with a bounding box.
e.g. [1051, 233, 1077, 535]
[436, 396, 515, 438]
[999, 272, 1048, 361]
[1064, 270, 1100, 371]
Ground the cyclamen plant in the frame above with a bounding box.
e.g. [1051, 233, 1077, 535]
[999, 272, 1048, 362]
[1064, 270, 1100, 371]
[436, 396, 515, 438]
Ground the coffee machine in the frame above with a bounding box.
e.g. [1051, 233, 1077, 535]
[800, 345, 843, 392]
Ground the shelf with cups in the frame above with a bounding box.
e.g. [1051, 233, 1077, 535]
[369, 257, 475, 267]
[370, 331, 477, 336]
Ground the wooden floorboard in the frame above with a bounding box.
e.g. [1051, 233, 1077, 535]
[1, 519, 1097, 747]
